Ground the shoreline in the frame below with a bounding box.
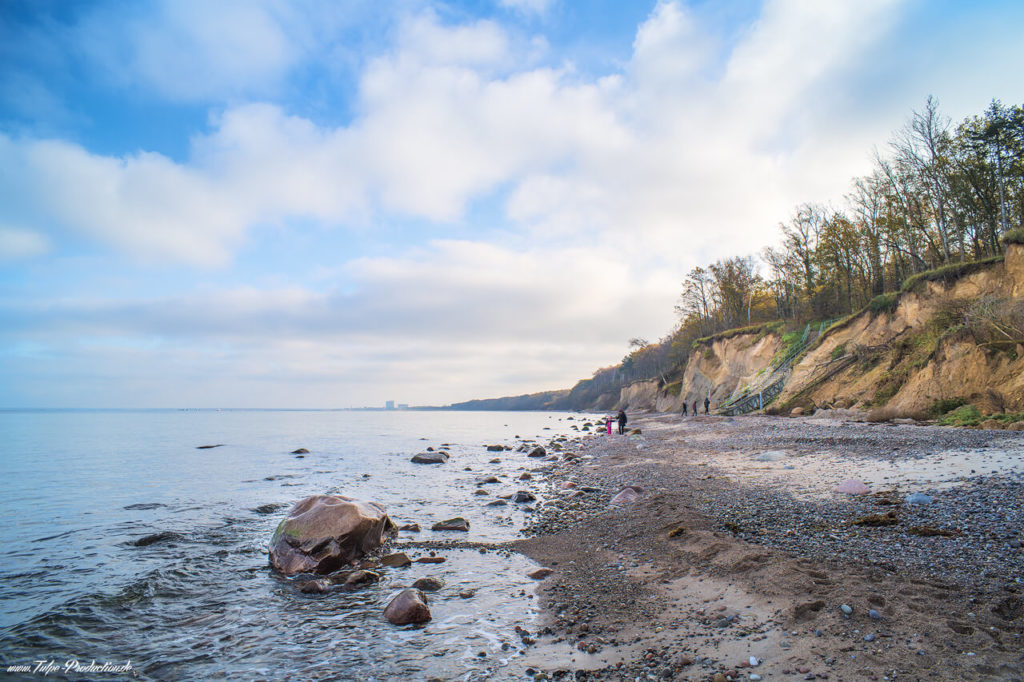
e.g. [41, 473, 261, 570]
[503, 413, 1024, 681]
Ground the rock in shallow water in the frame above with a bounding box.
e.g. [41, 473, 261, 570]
[268, 494, 397, 576]
[381, 552, 412, 567]
[384, 588, 431, 625]
[411, 451, 449, 464]
[413, 577, 444, 591]
[431, 517, 470, 531]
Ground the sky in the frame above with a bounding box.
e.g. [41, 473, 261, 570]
[2, 0, 1023, 408]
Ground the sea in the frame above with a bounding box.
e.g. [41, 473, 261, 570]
[0, 408, 592, 680]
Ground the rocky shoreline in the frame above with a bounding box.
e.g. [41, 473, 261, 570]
[504, 413, 1024, 681]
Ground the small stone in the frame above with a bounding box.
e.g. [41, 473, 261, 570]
[298, 578, 330, 593]
[416, 556, 446, 564]
[868, 609, 882, 620]
[398, 523, 421, 532]
[380, 552, 412, 567]
[343, 570, 380, 587]
[749, 656, 759, 666]
[840, 604, 853, 615]
[458, 589, 475, 599]
[413, 577, 443, 591]
[864, 633, 875, 642]
[431, 517, 470, 532]
[528, 567, 554, 579]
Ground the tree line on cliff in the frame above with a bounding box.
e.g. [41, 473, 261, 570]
[449, 98, 1024, 410]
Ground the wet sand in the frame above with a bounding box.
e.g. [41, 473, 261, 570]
[506, 413, 1024, 681]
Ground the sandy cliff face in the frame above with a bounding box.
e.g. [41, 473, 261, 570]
[616, 244, 1024, 417]
[616, 331, 782, 412]
[778, 243, 1024, 414]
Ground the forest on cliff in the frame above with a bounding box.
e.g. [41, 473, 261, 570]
[450, 97, 1024, 411]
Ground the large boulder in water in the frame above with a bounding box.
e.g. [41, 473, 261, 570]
[269, 495, 397, 576]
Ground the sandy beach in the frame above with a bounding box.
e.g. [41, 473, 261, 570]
[504, 413, 1024, 681]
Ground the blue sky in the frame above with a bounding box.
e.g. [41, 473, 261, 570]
[2, 0, 1023, 408]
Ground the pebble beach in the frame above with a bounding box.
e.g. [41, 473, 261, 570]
[500, 412, 1024, 681]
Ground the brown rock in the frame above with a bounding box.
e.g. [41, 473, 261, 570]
[298, 578, 330, 593]
[411, 451, 449, 464]
[790, 407, 805, 417]
[269, 495, 397, 576]
[519, 472, 532, 480]
[528, 567, 554, 579]
[431, 517, 470, 532]
[416, 556, 446, 564]
[610, 486, 642, 505]
[1007, 421, 1024, 431]
[398, 523, 421, 532]
[979, 419, 1004, 430]
[560, 481, 577, 490]
[343, 569, 380, 587]
[384, 588, 431, 625]
[381, 552, 412, 567]
[412, 577, 444, 591]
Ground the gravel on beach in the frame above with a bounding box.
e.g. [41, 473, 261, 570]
[509, 413, 1024, 681]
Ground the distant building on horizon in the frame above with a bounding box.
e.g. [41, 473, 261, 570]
[398, 404, 409, 410]
[385, 400, 395, 410]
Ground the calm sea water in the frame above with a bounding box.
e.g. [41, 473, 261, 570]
[0, 409, 588, 680]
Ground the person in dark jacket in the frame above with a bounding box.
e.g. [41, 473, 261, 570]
[681, 401, 688, 416]
[704, 396, 711, 414]
[692, 399, 698, 416]
[616, 409, 627, 435]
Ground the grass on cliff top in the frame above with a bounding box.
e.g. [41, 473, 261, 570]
[868, 292, 899, 314]
[1002, 228, 1024, 246]
[692, 319, 784, 349]
[901, 255, 1005, 294]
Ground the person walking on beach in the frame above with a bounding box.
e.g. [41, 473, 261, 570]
[617, 409, 627, 435]
[704, 396, 711, 414]
[681, 401, 688, 416]
[692, 399, 698, 416]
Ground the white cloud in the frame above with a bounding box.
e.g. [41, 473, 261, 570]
[1, 238, 676, 404]
[1, 3, 921, 268]
[0, 226, 50, 261]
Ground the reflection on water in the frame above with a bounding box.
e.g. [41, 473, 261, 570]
[0, 409, 587, 679]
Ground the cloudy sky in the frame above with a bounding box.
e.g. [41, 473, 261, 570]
[2, 0, 1023, 408]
